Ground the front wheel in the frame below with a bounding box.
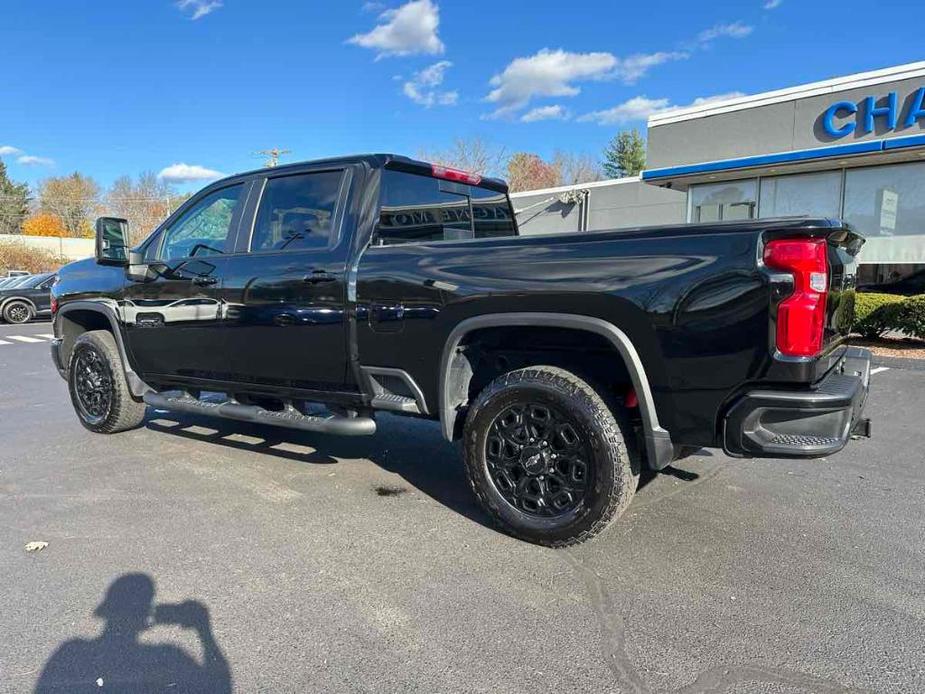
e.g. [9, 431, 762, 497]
[67, 330, 147, 434]
[463, 366, 639, 547]
[2, 301, 33, 324]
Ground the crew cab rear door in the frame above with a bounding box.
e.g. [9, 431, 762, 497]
[216, 166, 353, 392]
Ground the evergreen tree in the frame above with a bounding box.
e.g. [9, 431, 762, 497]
[0, 159, 30, 235]
[602, 129, 647, 178]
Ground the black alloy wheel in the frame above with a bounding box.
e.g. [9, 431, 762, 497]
[72, 345, 114, 425]
[464, 366, 639, 547]
[485, 401, 592, 518]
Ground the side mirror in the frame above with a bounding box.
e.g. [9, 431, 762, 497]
[95, 217, 130, 266]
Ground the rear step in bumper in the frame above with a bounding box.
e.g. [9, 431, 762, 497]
[723, 347, 871, 458]
[143, 392, 377, 436]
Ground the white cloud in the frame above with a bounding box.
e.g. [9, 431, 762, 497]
[176, 0, 222, 20]
[483, 48, 688, 119]
[615, 51, 689, 84]
[579, 91, 746, 125]
[348, 0, 444, 59]
[763, 0, 783, 8]
[17, 155, 54, 166]
[0, 145, 22, 157]
[578, 96, 671, 125]
[685, 91, 747, 108]
[158, 163, 226, 183]
[698, 22, 754, 44]
[520, 105, 569, 123]
[402, 60, 457, 107]
[484, 49, 617, 118]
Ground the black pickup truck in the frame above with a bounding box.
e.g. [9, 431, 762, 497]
[50, 154, 871, 546]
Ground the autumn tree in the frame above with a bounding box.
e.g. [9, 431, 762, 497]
[418, 137, 507, 178]
[22, 212, 68, 237]
[0, 159, 30, 235]
[603, 129, 647, 178]
[106, 172, 185, 245]
[505, 152, 561, 193]
[38, 173, 100, 237]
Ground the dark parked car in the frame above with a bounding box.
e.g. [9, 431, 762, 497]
[50, 154, 871, 546]
[861, 268, 925, 296]
[0, 272, 55, 324]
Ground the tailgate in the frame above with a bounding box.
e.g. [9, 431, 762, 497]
[823, 226, 865, 350]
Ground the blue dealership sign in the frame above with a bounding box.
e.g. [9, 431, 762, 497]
[823, 87, 925, 138]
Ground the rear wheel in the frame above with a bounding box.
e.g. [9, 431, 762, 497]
[2, 301, 33, 324]
[67, 330, 147, 434]
[463, 366, 639, 547]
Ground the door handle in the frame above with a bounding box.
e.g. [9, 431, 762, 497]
[192, 276, 218, 286]
[302, 271, 336, 284]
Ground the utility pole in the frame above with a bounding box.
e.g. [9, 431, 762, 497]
[255, 148, 291, 168]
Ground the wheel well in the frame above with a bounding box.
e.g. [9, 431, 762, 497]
[447, 325, 637, 438]
[1, 296, 36, 313]
[58, 309, 115, 367]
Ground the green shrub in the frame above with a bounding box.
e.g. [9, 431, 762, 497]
[894, 295, 925, 339]
[853, 292, 904, 339]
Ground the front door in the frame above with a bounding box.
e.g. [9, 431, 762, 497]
[218, 168, 351, 393]
[121, 182, 248, 382]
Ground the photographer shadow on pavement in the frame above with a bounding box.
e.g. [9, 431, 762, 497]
[35, 573, 232, 694]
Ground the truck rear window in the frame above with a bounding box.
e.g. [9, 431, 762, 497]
[376, 169, 516, 246]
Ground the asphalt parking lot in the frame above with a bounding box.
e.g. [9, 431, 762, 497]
[1, 320, 923, 693]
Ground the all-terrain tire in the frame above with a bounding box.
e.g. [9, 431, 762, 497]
[463, 366, 639, 548]
[2, 300, 34, 324]
[67, 330, 147, 434]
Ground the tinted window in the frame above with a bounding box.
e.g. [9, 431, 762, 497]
[21, 273, 53, 289]
[376, 170, 516, 245]
[251, 171, 343, 252]
[160, 184, 244, 261]
[471, 186, 517, 240]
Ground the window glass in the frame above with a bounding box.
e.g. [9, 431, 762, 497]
[689, 180, 757, 222]
[471, 186, 517, 239]
[844, 162, 925, 264]
[251, 171, 344, 252]
[161, 185, 244, 261]
[843, 162, 925, 238]
[377, 170, 516, 245]
[377, 170, 470, 245]
[759, 171, 842, 219]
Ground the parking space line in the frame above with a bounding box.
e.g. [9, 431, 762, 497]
[36, 334, 55, 339]
[6, 336, 45, 343]
[0, 340, 10, 346]
[870, 366, 890, 375]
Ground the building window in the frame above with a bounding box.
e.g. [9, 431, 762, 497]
[689, 180, 757, 222]
[844, 161, 925, 265]
[843, 162, 925, 238]
[759, 171, 843, 219]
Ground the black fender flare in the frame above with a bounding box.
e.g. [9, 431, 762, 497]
[54, 300, 152, 398]
[0, 295, 38, 316]
[438, 312, 674, 470]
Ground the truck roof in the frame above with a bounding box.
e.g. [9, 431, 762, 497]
[226, 153, 509, 193]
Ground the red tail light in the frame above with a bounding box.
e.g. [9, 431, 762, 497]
[763, 238, 829, 358]
[431, 164, 482, 186]
[50, 296, 58, 315]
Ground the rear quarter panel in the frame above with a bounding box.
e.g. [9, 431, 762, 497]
[356, 224, 776, 446]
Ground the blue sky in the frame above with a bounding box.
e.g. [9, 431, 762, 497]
[2, 0, 923, 190]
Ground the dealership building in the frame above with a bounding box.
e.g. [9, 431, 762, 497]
[512, 61, 925, 289]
